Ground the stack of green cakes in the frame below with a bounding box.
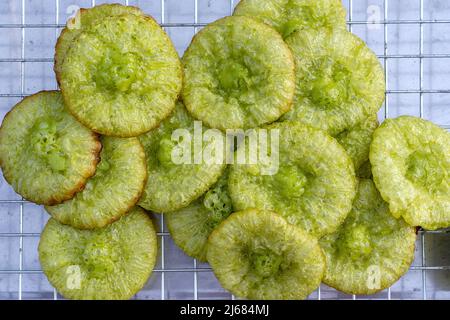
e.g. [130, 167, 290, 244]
[0, 1, 448, 300]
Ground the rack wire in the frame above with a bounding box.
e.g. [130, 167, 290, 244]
[0, 0, 449, 300]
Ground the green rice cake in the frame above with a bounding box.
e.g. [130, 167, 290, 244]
[0, 91, 100, 205]
[320, 179, 416, 295]
[182, 16, 295, 131]
[59, 11, 182, 137]
[370, 116, 450, 230]
[229, 121, 357, 238]
[207, 208, 325, 300]
[138, 102, 226, 213]
[282, 29, 385, 136]
[39, 207, 157, 300]
[46, 136, 147, 229]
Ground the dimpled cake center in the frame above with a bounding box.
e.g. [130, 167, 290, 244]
[340, 225, 372, 261]
[309, 58, 353, 109]
[95, 51, 140, 92]
[250, 249, 283, 278]
[218, 60, 251, 95]
[273, 165, 308, 198]
[30, 118, 66, 171]
[405, 149, 445, 193]
[82, 236, 118, 278]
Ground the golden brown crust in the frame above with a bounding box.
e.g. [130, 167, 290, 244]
[54, 27, 68, 86]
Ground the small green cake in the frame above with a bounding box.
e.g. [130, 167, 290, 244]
[182, 16, 295, 131]
[46, 136, 147, 229]
[282, 29, 385, 136]
[138, 102, 226, 213]
[320, 179, 416, 295]
[370, 116, 450, 230]
[207, 208, 325, 300]
[0, 91, 101, 205]
[39, 207, 158, 300]
[229, 121, 357, 238]
[58, 6, 182, 137]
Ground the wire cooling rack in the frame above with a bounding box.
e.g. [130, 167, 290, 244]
[0, 0, 449, 300]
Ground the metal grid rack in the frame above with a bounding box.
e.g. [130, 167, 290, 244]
[0, 0, 449, 300]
